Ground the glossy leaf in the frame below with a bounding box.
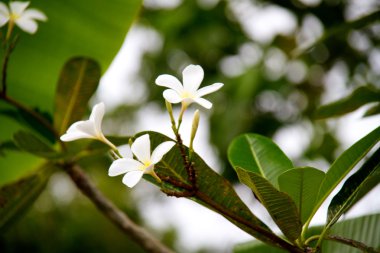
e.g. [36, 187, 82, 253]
[322, 214, 380, 253]
[234, 168, 302, 241]
[278, 167, 325, 224]
[309, 125, 380, 225]
[327, 148, 380, 227]
[228, 134, 293, 188]
[54, 57, 101, 135]
[0, 163, 54, 231]
[13, 131, 58, 159]
[315, 86, 380, 119]
[144, 131, 281, 247]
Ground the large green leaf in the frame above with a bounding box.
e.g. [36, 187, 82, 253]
[54, 57, 101, 135]
[234, 168, 302, 241]
[307, 125, 380, 226]
[315, 86, 380, 119]
[327, 148, 380, 227]
[13, 131, 58, 159]
[278, 167, 325, 224]
[0, 0, 141, 184]
[228, 134, 293, 188]
[322, 214, 380, 253]
[0, 163, 54, 231]
[143, 131, 285, 248]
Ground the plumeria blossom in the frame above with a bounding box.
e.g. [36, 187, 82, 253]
[0, 1, 47, 34]
[60, 102, 116, 150]
[155, 64, 223, 109]
[108, 134, 175, 188]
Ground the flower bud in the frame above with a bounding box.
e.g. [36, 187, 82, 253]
[190, 110, 200, 150]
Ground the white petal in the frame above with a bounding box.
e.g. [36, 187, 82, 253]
[60, 131, 93, 141]
[163, 89, 182, 104]
[131, 134, 151, 163]
[0, 3, 9, 27]
[22, 9, 47, 21]
[60, 121, 93, 141]
[15, 17, 38, 33]
[194, 98, 212, 109]
[122, 171, 144, 188]
[0, 15, 9, 27]
[197, 82, 223, 97]
[182, 65, 204, 92]
[74, 120, 97, 137]
[108, 158, 142, 176]
[89, 102, 105, 136]
[155, 74, 183, 93]
[151, 141, 175, 164]
[9, 1, 29, 16]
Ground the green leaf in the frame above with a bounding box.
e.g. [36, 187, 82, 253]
[144, 131, 282, 247]
[278, 167, 325, 224]
[234, 240, 287, 253]
[308, 125, 380, 226]
[54, 57, 101, 135]
[13, 131, 58, 159]
[0, 140, 19, 156]
[0, 108, 55, 143]
[327, 148, 380, 227]
[0, 163, 54, 231]
[234, 168, 302, 241]
[364, 103, 380, 117]
[322, 214, 380, 253]
[228, 134, 293, 188]
[315, 86, 380, 119]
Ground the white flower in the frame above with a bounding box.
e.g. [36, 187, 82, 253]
[155, 64, 223, 109]
[0, 1, 47, 34]
[60, 102, 116, 150]
[108, 134, 175, 188]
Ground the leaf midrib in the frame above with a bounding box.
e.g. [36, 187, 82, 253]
[59, 60, 88, 134]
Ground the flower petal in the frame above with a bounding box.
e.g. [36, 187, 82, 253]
[182, 65, 204, 92]
[74, 120, 97, 137]
[15, 17, 38, 33]
[60, 121, 94, 141]
[155, 74, 183, 93]
[108, 158, 142, 176]
[89, 102, 105, 136]
[197, 82, 223, 97]
[194, 98, 212, 109]
[9, 1, 29, 16]
[163, 89, 182, 104]
[151, 141, 175, 164]
[0, 3, 9, 27]
[131, 134, 151, 163]
[122, 170, 144, 188]
[22, 9, 47, 21]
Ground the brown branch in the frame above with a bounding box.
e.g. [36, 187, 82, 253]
[64, 163, 174, 253]
[327, 235, 379, 253]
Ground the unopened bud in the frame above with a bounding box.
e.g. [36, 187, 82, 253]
[189, 110, 200, 150]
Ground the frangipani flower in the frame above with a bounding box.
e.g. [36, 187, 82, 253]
[60, 102, 116, 150]
[0, 1, 47, 34]
[108, 134, 175, 188]
[155, 64, 223, 109]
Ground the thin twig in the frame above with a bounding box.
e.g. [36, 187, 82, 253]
[327, 235, 379, 253]
[1, 35, 19, 95]
[64, 163, 174, 253]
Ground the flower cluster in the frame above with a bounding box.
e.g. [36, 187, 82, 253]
[60, 64, 223, 188]
[0, 1, 47, 36]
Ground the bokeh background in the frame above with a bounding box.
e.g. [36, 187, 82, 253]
[1, 0, 380, 252]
